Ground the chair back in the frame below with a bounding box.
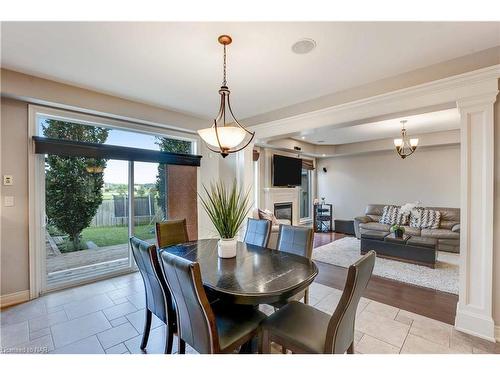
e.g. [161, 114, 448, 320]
[155, 219, 189, 248]
[244, 218, 272, 248]
[276, 225, 314, 258]
[325, 251, 376, 353]
[159, 251, 218, 354]
[129, 237, 175, 325]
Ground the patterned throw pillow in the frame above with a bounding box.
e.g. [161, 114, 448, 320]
[258, 209, 278, 225]
[379, 205, 409, 225]
[410, 208, 441, 229]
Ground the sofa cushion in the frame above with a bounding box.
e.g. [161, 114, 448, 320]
[379, 205, 409, 225]
[402, 226, 421, 236]
[410, 208, 441, 229]
[421, 228, 459, 240]
[359, 222, 391, 232]
[258, 209, 278, 225]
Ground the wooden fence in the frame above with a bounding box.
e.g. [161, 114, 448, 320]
[90, 195, 160, 227]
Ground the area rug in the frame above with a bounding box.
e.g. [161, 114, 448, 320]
[312, 237, 458, 294]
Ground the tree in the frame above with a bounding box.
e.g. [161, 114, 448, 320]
[154, 137, 192, 219]
[43, 120, 109, 251]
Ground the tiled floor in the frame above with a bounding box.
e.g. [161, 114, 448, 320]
[1, 272, 498, 354]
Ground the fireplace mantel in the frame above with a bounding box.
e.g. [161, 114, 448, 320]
[262, 187, 299, 225]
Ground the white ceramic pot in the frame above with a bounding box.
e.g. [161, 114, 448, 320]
[218, 238, 237, 258]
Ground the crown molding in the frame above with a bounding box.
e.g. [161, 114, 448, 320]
[250, 64, 500, 140]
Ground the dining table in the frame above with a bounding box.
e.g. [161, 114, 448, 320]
[160, 238, 319, 306]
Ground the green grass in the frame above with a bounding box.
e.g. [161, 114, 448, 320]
[80, 224, 155, 247]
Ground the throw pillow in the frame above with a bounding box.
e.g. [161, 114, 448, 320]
[258, 209, 278, 225]
[410, 208, 441, 229]
[379, 205, 409, 225]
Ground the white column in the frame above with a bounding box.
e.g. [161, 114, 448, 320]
[236, 143, 255, 240]
[455, 91, 498, 342]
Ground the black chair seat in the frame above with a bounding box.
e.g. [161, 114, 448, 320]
[262, 301, 330, 353]
[214, 304, 267, 352]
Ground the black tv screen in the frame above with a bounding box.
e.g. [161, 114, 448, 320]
[272, 155, 302, 187]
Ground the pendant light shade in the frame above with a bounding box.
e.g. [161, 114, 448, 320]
[197, 35, 254, 158]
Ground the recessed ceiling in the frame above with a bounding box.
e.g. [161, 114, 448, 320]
[1, 22, 499, 121]
[293, 109, 460, 145]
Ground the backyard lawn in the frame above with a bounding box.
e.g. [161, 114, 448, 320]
[81, 224, 155, 247]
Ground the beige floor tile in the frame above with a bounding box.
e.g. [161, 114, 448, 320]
[355, 310, 409, 348]
[314, 289, 342, 314]
[363, 301, 399, 320]
[409, 315, 452, 347]
[354, 330, 364, 343]
[401, 334, 454, 354]
[394, 311, 413, 326]
[356, 334, 400, 354]
[308, 282, 339, 301]
[451, 329, 499, 354]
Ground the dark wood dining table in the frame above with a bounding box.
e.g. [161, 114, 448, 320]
[160, 238, 318, 306]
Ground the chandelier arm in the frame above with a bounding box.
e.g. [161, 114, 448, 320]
[226, 96, 255, 136]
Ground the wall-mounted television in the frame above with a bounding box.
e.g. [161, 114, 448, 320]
[272, 154, 302, 187]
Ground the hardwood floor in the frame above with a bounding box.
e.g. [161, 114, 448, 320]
[313, 232, 458, 325]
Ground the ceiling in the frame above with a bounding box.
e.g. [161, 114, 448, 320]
[292, 109, 461, 145]
[1, 22, 499, 121]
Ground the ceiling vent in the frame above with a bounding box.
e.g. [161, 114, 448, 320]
[291, 39, 317, 54]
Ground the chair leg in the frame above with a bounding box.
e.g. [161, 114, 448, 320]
[178, 338, 186, 354]
[347, 341, 354, 354]
[164, 325, 174, 354]
[259, 329, 271, 354]
[140, 309, 152, 351]
[304, 289, 309, 305]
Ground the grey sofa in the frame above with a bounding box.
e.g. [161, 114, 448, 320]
[354, 204, 460, 253]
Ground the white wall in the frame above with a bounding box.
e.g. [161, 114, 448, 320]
[317, 144, 460, 220]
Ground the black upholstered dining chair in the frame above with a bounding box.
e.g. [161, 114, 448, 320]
[260, 251, 376, 354]
[274, 225, 314, 305]
[130, 237, 177, 353]
[244, 218, 272, 248]
[155, 219, 189, 248]
[159, 251, 267, 354]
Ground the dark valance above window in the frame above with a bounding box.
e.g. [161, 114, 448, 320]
[33, 136, 202, 167]
[302, 159, 315, 170]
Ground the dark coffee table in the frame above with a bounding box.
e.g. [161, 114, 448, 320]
[360, 230, 437, 268]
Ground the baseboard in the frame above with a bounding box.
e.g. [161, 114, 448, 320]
[455, 307, 496, 342]
[0, 290, 30, 308]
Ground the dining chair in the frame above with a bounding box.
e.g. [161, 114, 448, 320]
[274, 224, 314, 305]
[130, 237, 177, 353]
[259, 251, 376, 354]
[244, 218, 272, 248]
[159, 251, 267, 354]
[155, 219, 189, 248]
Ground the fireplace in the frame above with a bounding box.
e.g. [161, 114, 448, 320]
[274, 202, 293, 222]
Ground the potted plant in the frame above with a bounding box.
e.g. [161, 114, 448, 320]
[199, 180, 251, 258]
[391, 224, 405, 238]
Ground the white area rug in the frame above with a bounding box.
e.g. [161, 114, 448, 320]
[312, 237, 459, 294]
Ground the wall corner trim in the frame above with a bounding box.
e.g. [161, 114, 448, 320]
[0, 290, 30, 308]
[495, 325, 500, 343]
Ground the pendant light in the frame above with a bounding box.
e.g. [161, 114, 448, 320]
[394, 120, 419, 159]
[197, 35, 254, 158]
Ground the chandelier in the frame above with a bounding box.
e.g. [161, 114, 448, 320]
[394, 120, 419, 159]
[197, 35, 254, 158]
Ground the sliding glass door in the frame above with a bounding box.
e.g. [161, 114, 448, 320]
[45, 157, 132, 289]
[34, 110, 197, 293]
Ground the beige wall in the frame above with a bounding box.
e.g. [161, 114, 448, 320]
[317, 144, 461, 220]
[1, 98, 29, 295]
[493, 95, 500, 327]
